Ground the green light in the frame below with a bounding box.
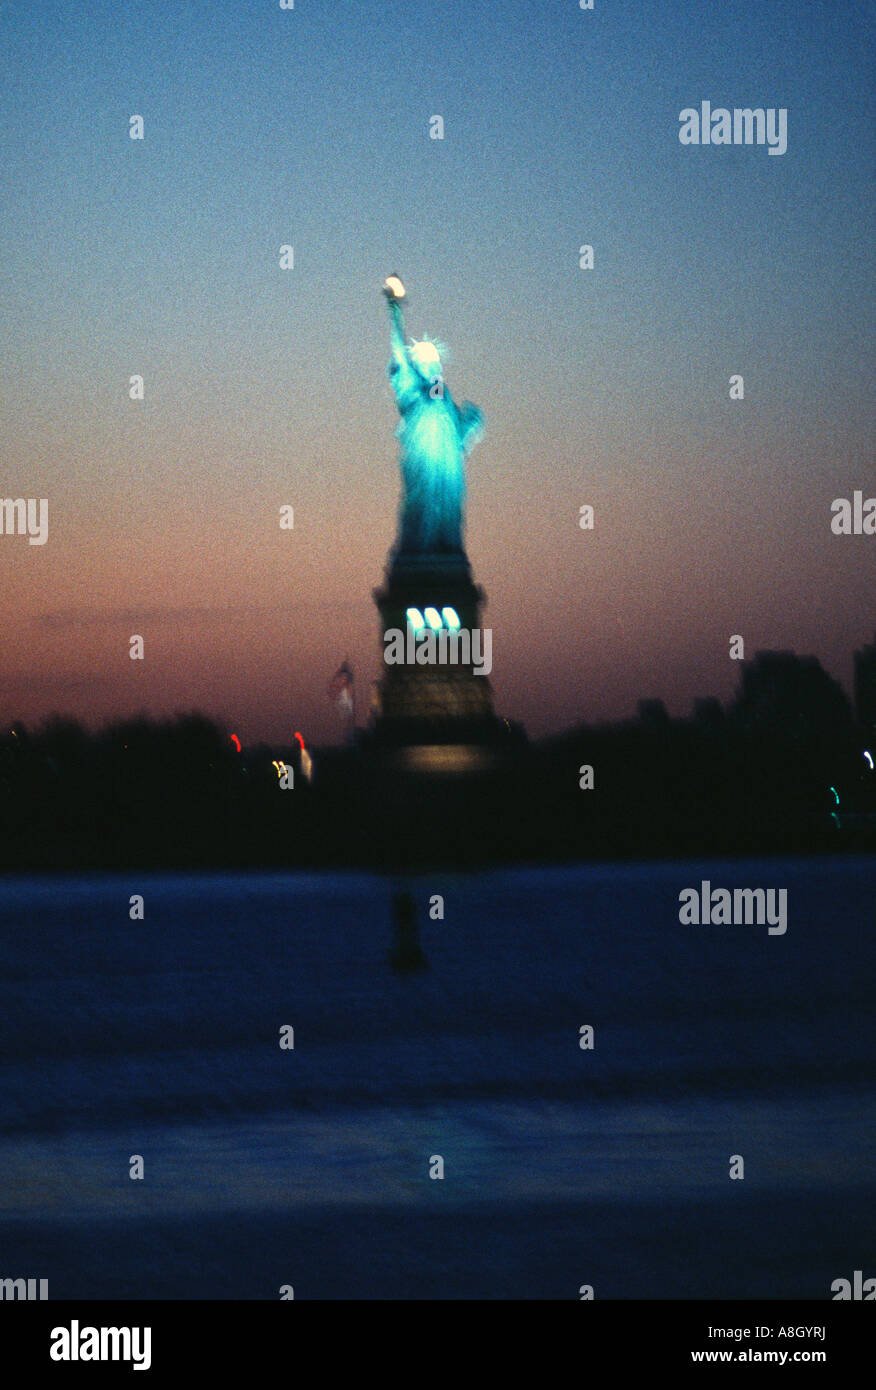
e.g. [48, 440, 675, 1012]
[830, 786, 840, 806]
[424, 606, 442, 629]
[406, 607, 425, 631]
[441, 606, 460, 629]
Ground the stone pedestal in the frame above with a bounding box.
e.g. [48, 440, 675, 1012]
[371, 549, 505, 764]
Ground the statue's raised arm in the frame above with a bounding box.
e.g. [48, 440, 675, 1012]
[383, 275, 418, 409]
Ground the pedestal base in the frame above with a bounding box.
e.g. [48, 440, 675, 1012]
[371, 548, 506, 755]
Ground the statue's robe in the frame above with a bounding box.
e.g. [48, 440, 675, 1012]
[388, 350, 483, 553]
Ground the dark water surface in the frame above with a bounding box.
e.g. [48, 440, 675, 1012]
[1, 856, 873, 1298]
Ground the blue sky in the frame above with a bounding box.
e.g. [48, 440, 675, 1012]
[1, 0, 873, 740]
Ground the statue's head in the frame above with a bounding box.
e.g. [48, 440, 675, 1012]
[408, 338, 445, 382]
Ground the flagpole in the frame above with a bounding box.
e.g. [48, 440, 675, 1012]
[329, 660, 357, 747]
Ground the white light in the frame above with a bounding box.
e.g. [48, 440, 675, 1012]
[442, 607, 460, 629]
[406, 607, 425, 631]
[424, 607, 442, 629]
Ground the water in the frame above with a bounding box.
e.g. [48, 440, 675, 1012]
[1, 857, 873, 1298]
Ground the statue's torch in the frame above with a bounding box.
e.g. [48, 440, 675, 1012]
[383, 274, 406, 302]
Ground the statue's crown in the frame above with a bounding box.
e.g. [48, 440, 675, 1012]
[408, 339, 445, 377]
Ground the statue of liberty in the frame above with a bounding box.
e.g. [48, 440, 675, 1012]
[383, 275, 484, 554]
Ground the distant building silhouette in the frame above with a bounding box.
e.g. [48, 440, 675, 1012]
[692, 697, 725, 731]
[730, 651, 853, 739]
[637, 699, 670, 728]
[854, 632, 876, 729]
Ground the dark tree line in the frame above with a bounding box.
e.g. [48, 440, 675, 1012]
[1, 651, 873, 871]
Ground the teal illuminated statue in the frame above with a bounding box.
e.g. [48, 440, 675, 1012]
[383, 275, 484, 554]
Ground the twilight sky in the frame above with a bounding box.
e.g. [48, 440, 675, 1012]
[1, 0, 873, 745]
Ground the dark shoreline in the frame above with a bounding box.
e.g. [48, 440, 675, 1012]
[2, 692, 874, 872]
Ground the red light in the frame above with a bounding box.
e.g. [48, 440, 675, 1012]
[230, 734, 241, 753]
[294, 731, 305, 751]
